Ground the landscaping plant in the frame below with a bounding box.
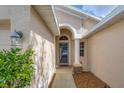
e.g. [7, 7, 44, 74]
[0, 48, 34, 88]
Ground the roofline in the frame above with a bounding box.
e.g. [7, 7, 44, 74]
[51, 5, 60, 35]
[55, 6, 82, 19]
[82, 5, 124, 38]
[67, 6, 101, 21]
[55, 5, 101, 21]
[34, 5, 60, 36]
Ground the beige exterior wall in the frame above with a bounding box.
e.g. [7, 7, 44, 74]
[87, 19, 124, 87]
[82, 18, 98, 35]
[0, 6, 30, 49]
[80, 19, 98, 71]
[0, 6, 56, 88]
[9, 5, 31, 49]
[0, 6, 10, 19]
[29, 7, 55, 88]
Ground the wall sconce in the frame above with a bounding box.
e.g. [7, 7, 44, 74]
[10, 30, 23, 48]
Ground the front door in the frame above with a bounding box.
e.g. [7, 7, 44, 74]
[59, 42, 68, 65]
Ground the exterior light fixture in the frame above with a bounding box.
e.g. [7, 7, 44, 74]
[10, 30, 23, 48]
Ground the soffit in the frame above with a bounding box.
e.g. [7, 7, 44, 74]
[34, 5, 60, 36]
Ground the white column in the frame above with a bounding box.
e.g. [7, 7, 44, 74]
[74, 39, 80, 65]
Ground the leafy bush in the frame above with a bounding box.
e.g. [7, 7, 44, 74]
[0, 48, 34, 88]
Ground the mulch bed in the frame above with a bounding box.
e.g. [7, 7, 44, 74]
[73, 72, 110, 88]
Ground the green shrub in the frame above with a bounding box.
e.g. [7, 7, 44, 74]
[0, 48, 34, 88]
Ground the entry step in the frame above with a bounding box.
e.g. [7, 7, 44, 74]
[73, 64, 83, 74]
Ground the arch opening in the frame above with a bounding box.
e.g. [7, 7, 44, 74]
[56, 27, 75, 67]
[59, 24, 77, 39]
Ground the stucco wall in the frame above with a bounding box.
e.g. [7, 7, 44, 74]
[28, 7, 55, 88]
[82, 18, 98, 35]
[56, 9, 99, 35]
[0, 6, 10, 19]
[1, 5, 30, 50]
[55, 9, 82, 34]
[0, 6, 55, 88]
[88, 19, 124, 87]
[9, 5, 31, 49]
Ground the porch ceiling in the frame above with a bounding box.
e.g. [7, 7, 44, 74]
[33, 5, 60, 36]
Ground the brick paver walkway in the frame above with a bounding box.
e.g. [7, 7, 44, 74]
[73, 72, 110, 88]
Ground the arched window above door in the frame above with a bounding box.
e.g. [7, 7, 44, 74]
[59, 36, 68, 40]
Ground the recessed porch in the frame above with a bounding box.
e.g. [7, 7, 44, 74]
[50, 67, 110, 88]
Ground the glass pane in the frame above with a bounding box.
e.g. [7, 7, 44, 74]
[80, 42, 84, 56]
[59, 43, 68, 64]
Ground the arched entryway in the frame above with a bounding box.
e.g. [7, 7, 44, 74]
[56, 28, 74, 66]
[56, 24, 84, 68]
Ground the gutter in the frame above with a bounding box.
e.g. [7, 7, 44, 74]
[82, 5, 124, 39]
[51, 5, 60, 35]
[34, 5, 60, 36]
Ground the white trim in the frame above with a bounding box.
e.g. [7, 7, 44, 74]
[51, 5, 60, 35]
[82, 5, 124, 38]
[34, 5, 60, 36]
[59, 24, 82, 39]
[59, 24, 76, 39]
[59, 24, 77, 34]
[58, 34, 71, 66]
[74, 39, 80, 65]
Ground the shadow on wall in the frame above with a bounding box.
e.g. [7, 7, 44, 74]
[27, 30, 55, 88]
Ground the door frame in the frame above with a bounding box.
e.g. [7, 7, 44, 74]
[58, 34, 71, 66]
